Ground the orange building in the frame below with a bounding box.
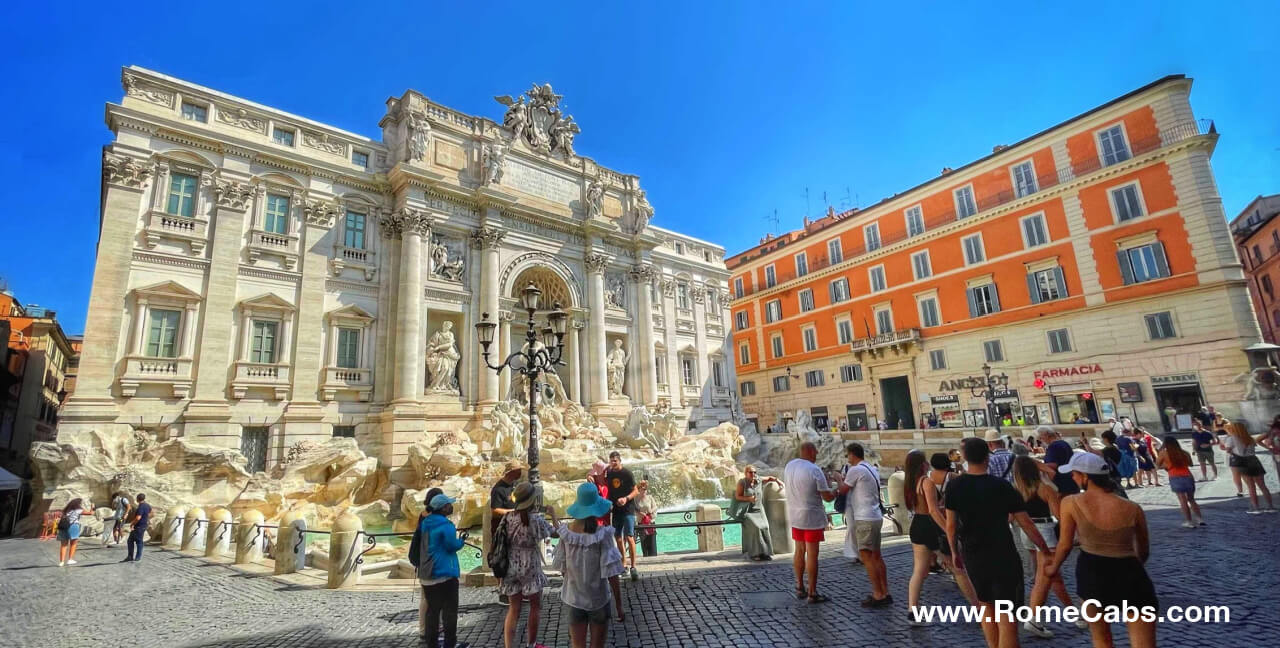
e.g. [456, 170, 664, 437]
[0, 290, 76, 479]
[1231, 194, 1280, 345]
[728, 76, 1264, 434]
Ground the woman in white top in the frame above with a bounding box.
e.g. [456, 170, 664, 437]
[552, 483, 625, 648]
[1220, 425, 1276, 514]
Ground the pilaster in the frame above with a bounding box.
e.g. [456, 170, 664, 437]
[282, 196, 343, 443]
[472, 221, 506, 405]
[585, 252, 611, 407]
[630, 264, 659, 406]
[1062, 193, 1106, 307]
[391, 208, 431, 402]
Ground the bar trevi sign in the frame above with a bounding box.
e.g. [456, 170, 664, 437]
[1151, 372, 1199, 386]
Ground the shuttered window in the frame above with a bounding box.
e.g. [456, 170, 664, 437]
[967, 283, 1001, 317]
[1099, 126, 1130, 166]
[1027, 267, 1068, 303]
[1117, 243, 1171, 285]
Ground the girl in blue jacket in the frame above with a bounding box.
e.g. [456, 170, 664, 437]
[419, 492, 469, 648]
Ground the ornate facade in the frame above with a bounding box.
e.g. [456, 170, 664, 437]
[62, 67, 733, 472]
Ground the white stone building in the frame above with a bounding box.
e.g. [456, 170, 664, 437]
[62, 67, 734, 473]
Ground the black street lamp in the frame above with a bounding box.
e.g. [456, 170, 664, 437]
[969, 362, 1010, 431]
[475, 283, 568, 494]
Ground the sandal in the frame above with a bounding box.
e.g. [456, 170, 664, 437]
[794, 587, 807, 600]
[807, 593, 829, 604]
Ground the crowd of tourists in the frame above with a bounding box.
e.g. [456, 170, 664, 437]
[53, 491, 153, 566]
[403, 407, 1279, 648]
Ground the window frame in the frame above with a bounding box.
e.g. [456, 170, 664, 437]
[962, 233, 986, 266]
[798, 288, 815, 313]
[954, 185, 978, 219]
[772, 375, 790, 392]
[739, 381, 756, 396]
[145, 308, 183, 358]
[1028, 266, 1067, 303]
[864, 222, 882, 252]
[343, 210, 367, 250]
[1020, 212, 1049, 248]
[764, 264, 777, 288]
[165, 172, 199, 218]
[351, 149, 370, 169]
[982, 339, 1005, 363]
[929, 349, 947, 371]
[911, 250, 932, 280]
[874, 306, 893, 335]
[827, 238, 843, 264]
[1011, 159, 1038, 198]
[733, 277, 745, 299]
[802, 325, 818, 352]
[836, 317, 854, 345]
[180, 101, 209, 123]
[795, 252, 809, 277]
[264, 193, 291, 235]
[271, 125, 297, 147]
[840, 364, 863, 383]
[1109, 181, 1147, 223]
[967, 283, 1001, 317]
[250, 318, 280, 364]
[1096, 123, 1131, 167]
[805, 369, 825, 388]
[829, 277, 850, 304]
[1047, 328, 1072, 354]
[917, 295, 940, 327]
[680, 356, 697, 386]
[771, 334, 784, 358]
[335, 326, 362, 368]
[739, 342, 751, 365]
[1144, 311, 1177, 340]
[735, 311, 749, 330]
[1118, 242, 1172, 285]
[869, 265, 887, 293]
[904, 205, 925, 237]
[765, 299, 782, 323]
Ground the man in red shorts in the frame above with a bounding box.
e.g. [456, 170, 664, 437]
[784, 441, 836, 603]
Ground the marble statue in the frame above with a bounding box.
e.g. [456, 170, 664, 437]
[431, 238, 465, 281]
[1234, 366, 1280, 400]
[550, 114, 579, 158]
[622, 405, 666, 454]
[651, 400, 681, 444]
[489, 399, 527, 460]
[408, 113, 431, 162]
[629, 189, 654, 233]
[606, 275, 626, 309]
[483, 141, 506, 185]
[425, 322, 460, 393]
[585, 177, 604, 220]
[606, 339, 628, 398]
[498, 96, 528, 146]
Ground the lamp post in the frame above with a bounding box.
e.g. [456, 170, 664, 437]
[968, 362, 1009, 431]
[475, 283, 568, 492]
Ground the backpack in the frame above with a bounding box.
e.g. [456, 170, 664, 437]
[487, 514, 512, 579]
[56, 515, 70, 532]
[414, 523, 436, 583]
[832, 466, 850, 515]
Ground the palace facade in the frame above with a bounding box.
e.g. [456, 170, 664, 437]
[62, 67, 733, 473]
[728, 76, 1265, 434]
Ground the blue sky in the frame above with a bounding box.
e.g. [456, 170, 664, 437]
[2, 1, 1277, 334]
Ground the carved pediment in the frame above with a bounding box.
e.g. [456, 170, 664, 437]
[326, 304, 374, 324]
[131, 280, 202, 303]
[238, 293, 296, 313]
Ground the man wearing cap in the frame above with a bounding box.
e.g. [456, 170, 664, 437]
[984, 428, 1015, 482]
[490, 461, 523, 604]
[419, 492, 469, 648]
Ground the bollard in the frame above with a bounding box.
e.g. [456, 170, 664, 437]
[164, 506, 187, 549]
[695, 503, 724, 553]
[886, 471, 906, 512]
[480, 508, 492, 569]
[327, 512, 363, 589]
[182, 507, 207, 553]
[762, 481, 792, 554]
[205, 508, 233, 558]
[234, 510, 265, 565]
[274, 511, 307, 575]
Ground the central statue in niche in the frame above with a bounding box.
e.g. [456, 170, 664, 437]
[607, 339, 628, 399]
[426, 322, 460, 394]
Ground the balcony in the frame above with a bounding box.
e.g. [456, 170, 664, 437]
[850, 328, 922, 360]
[733, 119, 1216, 301]
[119, 355, 194, 398]
[231, 361, 292, 400]
[329, 245, 377, 281]
[246, 229, 299, 270]
[143, 209, 209, 254]
[322, 366, 372, 401]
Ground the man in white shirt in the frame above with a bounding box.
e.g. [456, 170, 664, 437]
[784, 442, 836, 603]
[836, 442, 890, 607]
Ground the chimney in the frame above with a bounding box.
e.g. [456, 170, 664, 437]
[940, 167, 954, 175]
[992, 144, 1009, 153]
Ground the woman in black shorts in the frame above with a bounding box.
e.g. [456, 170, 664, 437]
[905, 451, 977, 624]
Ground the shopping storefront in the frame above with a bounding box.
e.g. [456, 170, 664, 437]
[929, 394, 961, 427]
[1151, 372, 1204, 432]
[1033, 363, 1105, 424]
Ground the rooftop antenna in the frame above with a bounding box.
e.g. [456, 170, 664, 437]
[839, 187, 852, 212]
[765, 209, 781, 235]
[804, 187, 811, 219]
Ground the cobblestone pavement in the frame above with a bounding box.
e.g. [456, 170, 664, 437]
[4, 457, 1276, 648]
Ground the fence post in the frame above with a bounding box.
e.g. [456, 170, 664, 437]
[275, 511, 307, 575]
[762, 480, 792, 554]
[327, 512, 363, 589]
[182, 507, 206, 553]
[234, 510, 264, 565]
[695, 503, 724, 552]
[163, 506, 186, 549]
[205, 508, 232, 558]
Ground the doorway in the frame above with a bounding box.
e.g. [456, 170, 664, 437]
[879, 376, 914, 430]
[1155, 384, 1204, 432]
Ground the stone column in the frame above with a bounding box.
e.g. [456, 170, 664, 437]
[182, 507, 207, 553]
[392, 208, 431, 402]
[695, 503, 724, 552]
[327, 511, 363, 589]
[471, 225, 506, 405]
[63, 153, 151, 423]
[693, 284, 713, 414]
[283, 198, 342, 443]
[498, 312, 512, 400]
[234, 510, 265, 564]
[186, 177, 257, 447]
[761, 481, 792, 554]
[163, 506, 187, 550]
[631, 265, 659, 406]
[584, 253, 611, 406]
[568, 321, 583, 404]
[274, 511, 307, 575]
[205, 508, 233, 558]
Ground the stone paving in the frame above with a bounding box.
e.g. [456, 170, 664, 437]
[3, 456, 1277, 648]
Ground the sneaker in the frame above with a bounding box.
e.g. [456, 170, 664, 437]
[908, 612, 932, 627]
[498, 593, 510, 605]
[1180, 521, 1196, 529]
[872, 594, 894, 608]
[1023, 621, 1054, 638]
[58, 560, 65, 567]
[1264, 508, 1279, 513]
[1247, 509, 1263, 515]
[1236, 492, 1245, 497]
[629, 567, 638, 581]
[66, 559, 77, 565]
[119, 558, 134, 563]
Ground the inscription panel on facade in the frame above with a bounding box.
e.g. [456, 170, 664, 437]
[504, 157, 579, 207]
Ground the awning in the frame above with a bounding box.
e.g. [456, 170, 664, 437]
[0, 466, 21, 491]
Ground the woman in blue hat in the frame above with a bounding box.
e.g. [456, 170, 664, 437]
[552, 482, 626, 648]
[418, 492, 470, 648]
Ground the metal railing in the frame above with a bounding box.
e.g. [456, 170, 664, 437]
[733, 119, 1215, 300]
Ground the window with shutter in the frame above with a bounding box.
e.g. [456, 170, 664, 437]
[905, 206, 925, 236]
[1111, 185, 1144, 222]
[929, 349, 946, 370]
[1012, 161, 1038, 197]
[1099, 126, 1130, 166]
[919, 297, 940, 327]
[1120, 243, 1172, 284]
[912, 251, 931, 279]
[799, 289, 815, 312]
[983, 340, 1004, 363]
[865, 223, 881, 251]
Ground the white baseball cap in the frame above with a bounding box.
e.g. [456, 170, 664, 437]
[1058, 452, 1109, 476]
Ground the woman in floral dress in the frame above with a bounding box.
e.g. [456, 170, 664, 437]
[498, 482, 557, 648]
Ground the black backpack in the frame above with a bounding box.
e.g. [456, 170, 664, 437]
[487, 514, 512, 579]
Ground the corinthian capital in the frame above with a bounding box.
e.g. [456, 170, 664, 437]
[628, 264, 657, 283]
[303, 198, 341, 228]
[214, 179, 255, 211]
[102, 152, 154, 189]
[397, 207, 433, 237]
[469, 225, 506, 250]
[378, 211, 403, 239]
[584, 252, 612, 275]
